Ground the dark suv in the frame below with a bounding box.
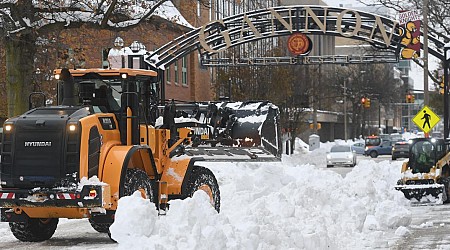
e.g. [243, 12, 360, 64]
[392, 141, 410, 160]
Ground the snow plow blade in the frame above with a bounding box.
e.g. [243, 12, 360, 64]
[158, 100, 282, 161]
[183, 147, 280, 162]
[395, 184, 445, 202]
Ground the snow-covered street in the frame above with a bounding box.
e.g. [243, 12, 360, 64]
[1, 139, 433, 249]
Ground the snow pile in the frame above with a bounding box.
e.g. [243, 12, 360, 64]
[109, 191, 159, 242]
[111, 145, 412, 249]
[110, 191, 231, 249]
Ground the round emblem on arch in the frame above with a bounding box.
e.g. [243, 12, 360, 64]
[287, 33, 312, 56]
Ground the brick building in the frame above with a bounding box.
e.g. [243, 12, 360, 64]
[0, 1, 214, 120]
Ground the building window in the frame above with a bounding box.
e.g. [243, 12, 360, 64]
[102, 48, 111, 69]
[182, 56, 188, 86]
[174, 60, 179, 84]
[166, 66, 171, 84]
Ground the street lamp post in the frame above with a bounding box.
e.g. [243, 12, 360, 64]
[228, 77, 232, 100]
[378, 100, 381, 130]
[344, 79, 347, 141]
[423, 0, 430, 105]
[444, 43, 450, 138]
[113, 37, 125, 68]
[360, 70, 367, 137]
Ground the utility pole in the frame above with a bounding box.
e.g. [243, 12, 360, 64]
[444, 43, 450, 139]
[423, 0, 429, 105]
[313, 65, 321, 134]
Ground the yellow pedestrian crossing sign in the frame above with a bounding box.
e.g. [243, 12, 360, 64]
[412, 106, 440, 133]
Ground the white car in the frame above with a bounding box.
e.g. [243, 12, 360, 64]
[326, 145, 357, 168]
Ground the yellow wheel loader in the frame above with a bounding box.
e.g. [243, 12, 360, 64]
[0, 68, 220, 242]
[395, 138, 450, 203]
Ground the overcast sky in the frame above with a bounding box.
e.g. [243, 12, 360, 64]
[323, 0, 363, 8]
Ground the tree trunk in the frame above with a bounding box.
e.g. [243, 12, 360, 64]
[5, 34, 36, 117]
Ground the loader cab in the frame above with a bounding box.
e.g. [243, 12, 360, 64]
[54, 68, 159, 144]
[408, 138, 447, 173]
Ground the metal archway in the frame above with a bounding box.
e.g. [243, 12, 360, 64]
[147, 5, 450, 137]
[147, 5, 445, 68]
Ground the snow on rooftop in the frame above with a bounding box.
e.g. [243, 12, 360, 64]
[8, 1, 193, 33]
[154, 1, 193, 28]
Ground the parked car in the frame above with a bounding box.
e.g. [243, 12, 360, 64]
[365, 135, 382, 149]
[364, 140, 393, 158]
[392, 141, 410, 160]
[326, 145, 357, 168]
[351, 142, 365, 155]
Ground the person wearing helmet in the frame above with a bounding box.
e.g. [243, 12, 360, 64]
[417, 141, 434, 171]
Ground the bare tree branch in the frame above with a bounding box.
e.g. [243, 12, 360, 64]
[140, 0, 169, 21]
[100, 0, 117, 27]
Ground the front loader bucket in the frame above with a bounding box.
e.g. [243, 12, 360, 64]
[395, 184, 445, 203]
[227, 102, 281, 158]
[158, 100, 282, 161]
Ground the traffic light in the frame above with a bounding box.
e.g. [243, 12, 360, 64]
[309, 123, 321, 130]
[364, 98, 371, 108]
[406, 94, 412, 103]
[440, 76, 445, 95]
[361, 97, 370, 108]
[406, 94, 415, 103]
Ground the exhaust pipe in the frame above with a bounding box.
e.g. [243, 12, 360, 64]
[60, 68, 77, 106]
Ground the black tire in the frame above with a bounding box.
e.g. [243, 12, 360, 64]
[90, 168, 154, 234]
[327, 165, 333, 168]
[370, 151, 378, 158]
[439, 177, 450, 203]
[9, 218, 58, 242]
[185, 166, 221, 213]
[88, 220, 110, 233]
[122, 168, 154, 201]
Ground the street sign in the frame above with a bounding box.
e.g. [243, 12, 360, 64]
[412, 106, 440, 133]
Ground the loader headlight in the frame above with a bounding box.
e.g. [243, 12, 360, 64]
[4, 124, 13, 132]
[121, 73, 127, 79]
[68, 124, 77, 132]
[55, 74, 60, 80]
[89, 189, 97, 198]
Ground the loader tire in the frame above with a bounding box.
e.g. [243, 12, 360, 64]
[90, 168, 154, 234]
[9, 218, 58, 242]
[186, 166, 221, 213]
[122, 168, 154, 202]
[88, 220, 110, 233]
[439, 177, 450, 203]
